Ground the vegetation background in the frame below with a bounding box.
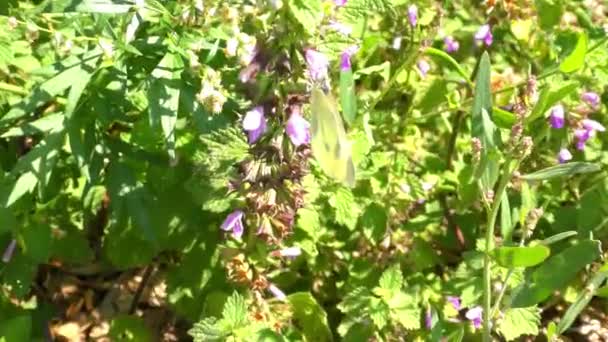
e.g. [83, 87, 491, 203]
[1, 0, 608, 341]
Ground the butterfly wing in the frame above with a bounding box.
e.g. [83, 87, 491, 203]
[310, 88, 356, 187]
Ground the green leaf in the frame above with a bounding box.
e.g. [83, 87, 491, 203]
[471, 52, 501, 192]
[493, 245, 550, 268]
[20, 223, 52, 263]
[0, 51, 100, 128]
[148, 50, 183, 161]
[378, 264, 403, 293]
[496, 307, 540, 341]
[540, 231, 577, 245]
[189, 317, 224, 342]
[0, 315, 31, 342]
[358, 202, 388, 243]
[556, 262, 608, 334]
[1, 113, 64, 138]
[500, 193, 513, 243]
[5, 172, 37, 207]
[222, 292, 248, 330]
[511, 239, 601, 307]
[109, 315, 153, 342]
[535, 0, 563, 29]
[520, 162, 601, 181]
[527, 82, 578, 123]
[287, 0, 322, 35]
[392, 305, 421, 330]
[328, 187, 359, 230]
[492, 106, 517, 129]
[340, 68, 357, 125]
[288, 292, 333, 342]
[297, 207, 321, 240]
[559, 32, 588, 73]
[424, 47, 472, 87]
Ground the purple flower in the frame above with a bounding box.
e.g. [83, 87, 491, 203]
[425, 308, 433, 329]
[575, 128, 593, 150]
[582, 119, 606, 132]
[243, 106, 266, 144]
[339, 46, 358, 71]
[305, 49, 329, 82]
[407, 5, 418, 27]
[2, 239, 16, 263]
[548, 104, 565, 129]
[447, 296, 461, 311]
[444, 36, 460, 53]
[557, 148, 572, 164]
[475, 24, 493, 46]
[465, 306, 483, 329]
[328, 21, 352, 36]
[334, 0, 347, 6]
[417, 60, 430, 78]
[220, 210, 245, 239]
[271, 246, 302, 258]
[581, 91, 600, 109]
[286, 111, 311, 147]
[268, 283, 287, 301]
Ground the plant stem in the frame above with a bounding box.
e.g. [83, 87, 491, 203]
[482, 158, 514, 342]
[0, 82, 28, 95]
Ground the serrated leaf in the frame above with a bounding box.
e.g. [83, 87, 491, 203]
[493, 245, 550, 268]
[222, 292, 248, 330]
[296, 207, 321, 240]
[358, 202, 388, 243]
[520, 162, 600, 181]
[328, 187, 359, 230]
[287, 0, 322, 35]
[511, 239, 601, 307]
[497, 307, 540, 341]
[288, 292, 333, 342]
[189, 317, 224, 342]
[392, 305, 421, 330]
[378, 264, 403, 293]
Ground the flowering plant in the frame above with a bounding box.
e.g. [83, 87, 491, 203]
[0, 0, 608, 341]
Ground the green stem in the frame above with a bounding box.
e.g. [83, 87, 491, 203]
[0, 82, 28, 95]
[482, 158, 514, 342]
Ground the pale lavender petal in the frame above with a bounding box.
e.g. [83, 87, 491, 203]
[268, 283, 287, 301]
[334, 0, 347, 6]
[548, 104, 565, 129]
[447, 296, 461, 311]
[417, 60, 430, 78]
[2, 239, 17, 263]
[407, 5, 418, 27]
[465, 306, 483, 329]
[581, 91, 600, 109]
[247, 118, 267, 144]
[243, 106, 264, 131]
[475, 24, 493, 46]
[425, 308, 433, 329]
[328, 21, 352, 36]
[221, 210, 244, 238]
[286, 112, 311, 146]
[273, 247, 302, 257]
[305, 49, 329, 82]
[582, 119, 606, 132]
[444, 36, 460, 53]
[557, 148, 572, 164]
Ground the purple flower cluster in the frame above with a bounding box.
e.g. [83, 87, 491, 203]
[243, 106, 267, 144]
[547, 91, 605, 162]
